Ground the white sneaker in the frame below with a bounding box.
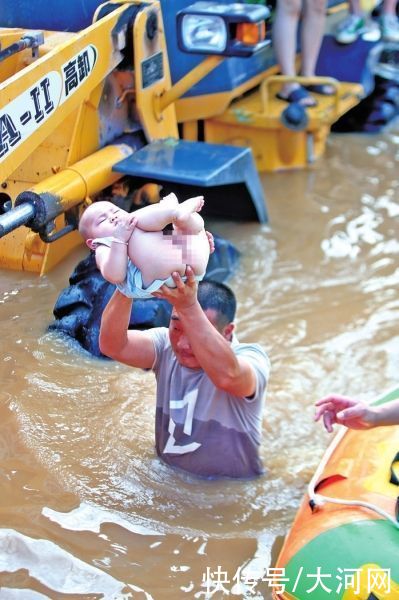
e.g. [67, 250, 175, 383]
[380, 14, 399, 42]
[362, 19, 381, 42]
[335, 14, 365, 44]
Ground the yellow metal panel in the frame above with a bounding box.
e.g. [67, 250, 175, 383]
[10, 109, 81, 185]
[182, 121, 199, 141]
[39, 227, 83, 275]
[204, 78, 363, 171]
[66, 83, 103, 166]
[0, 217, 83, 275]
[205, 119, 312, 171]
[0, 4, 129, 182]
[31, 144, 133, 207]
[154, 55, 223, 119]
[175, 65, 281, 123]
[133, 3, 178, 140]
[0, 227, 28, 271]
[0, 30, 29, 83]
[259, 76, 363, 128]
[22, 231, 47, 273]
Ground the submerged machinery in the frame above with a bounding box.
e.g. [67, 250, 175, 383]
[0, 0, 369, 276]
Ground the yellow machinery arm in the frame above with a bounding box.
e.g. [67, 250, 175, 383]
[0, 143, 132, 239]
[0, 0, 178, 274]
[0, 0, 368, 275]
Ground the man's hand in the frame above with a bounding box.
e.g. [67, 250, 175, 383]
[314, 394, 375, 432]
[152, 266, 198, 311]
[113, 215, 137, 243]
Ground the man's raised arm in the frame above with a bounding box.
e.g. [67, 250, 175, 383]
[178, 300, 257, 398]
[153, 268, 257, 398]
[99, 290, 155, 369]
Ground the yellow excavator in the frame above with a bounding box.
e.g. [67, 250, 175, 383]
[0, 0, 374, 276]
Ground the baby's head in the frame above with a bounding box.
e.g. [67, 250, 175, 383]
[79, 201, 127, 249]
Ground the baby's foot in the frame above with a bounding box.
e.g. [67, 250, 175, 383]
[176, 195, 204, 217]
[160, 192, 179, 208]
[173, 196, 205, 232]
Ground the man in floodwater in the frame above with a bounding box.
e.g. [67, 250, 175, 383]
[99, 268, 270, 479]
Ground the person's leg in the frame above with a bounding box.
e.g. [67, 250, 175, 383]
[341, 0, 362, 16]
[131, 193, 204, 234]
[382, 0, 397, 16]
[380, 0, 399, 41]
[300, 0, 337, 94]
[335, 0, 367, 43]
[272, 0, 301, 81]
[273, 0, 314, 101]
[301, 0, 327, 78]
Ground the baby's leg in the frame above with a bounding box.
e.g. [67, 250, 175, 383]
[173, 196, 205, 234]
[176, 230, 210, 276]
[128, 228, 186, 287]
[131, 193, 180, 232]
[133, 193, 205, 234]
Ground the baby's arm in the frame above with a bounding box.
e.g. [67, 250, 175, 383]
[96, 216, 137, 284]
[95, 242, 129, 284]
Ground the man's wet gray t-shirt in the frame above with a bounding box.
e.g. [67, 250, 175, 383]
[148, 327, 270, 478]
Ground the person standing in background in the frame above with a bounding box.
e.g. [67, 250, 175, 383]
[335, 0, 399, 44]
[273, 0, 334, 107]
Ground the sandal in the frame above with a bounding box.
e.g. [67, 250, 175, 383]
[276, 85, 318, 107]
[305, 84, 335, 96]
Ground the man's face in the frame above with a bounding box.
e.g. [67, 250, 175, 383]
[168, 308, 231, 369]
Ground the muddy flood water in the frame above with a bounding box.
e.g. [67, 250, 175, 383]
[0, 132, 398, 599]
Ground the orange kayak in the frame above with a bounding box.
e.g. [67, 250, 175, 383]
[272, 387, 399, 600]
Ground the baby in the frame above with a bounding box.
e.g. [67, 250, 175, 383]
[78, 193, 211, 299]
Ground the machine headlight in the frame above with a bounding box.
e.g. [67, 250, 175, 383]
[181, 15, 227, 53]
[177, 2, 270, 57]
